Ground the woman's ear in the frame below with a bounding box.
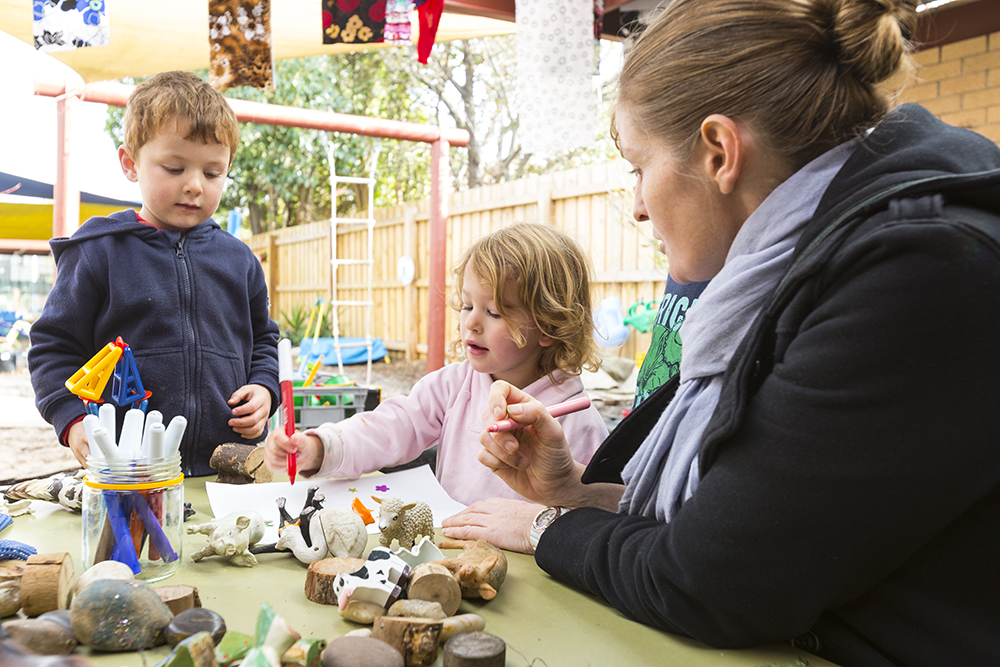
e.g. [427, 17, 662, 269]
[119, 146, 139, 182]
[696, 114, 744, 196]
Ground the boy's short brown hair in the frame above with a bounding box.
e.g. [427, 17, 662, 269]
[449, 223, 601, 381]
[123, 71, 241, 167]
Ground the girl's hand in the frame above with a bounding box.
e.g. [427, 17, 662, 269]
[442, 497, 541, 554]
[263, 427, 323, 476]
[478, 381, 587, 507]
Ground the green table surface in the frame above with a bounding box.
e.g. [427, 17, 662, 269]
[4, 475, 838, 667]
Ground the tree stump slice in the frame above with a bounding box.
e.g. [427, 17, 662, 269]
[443, 631, 505, 667]
[20, 552, 75, 617]
[407, 562, 461, 616]
[209, 443, 273, 484]
[155, 584, 202, 615]
[305, 557, 367, 605]
[371, 616, 442, 667]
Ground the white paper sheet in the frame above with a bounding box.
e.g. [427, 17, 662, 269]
[205, 465, 466, 543]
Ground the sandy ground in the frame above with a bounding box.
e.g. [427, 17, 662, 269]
[0, 356, 631, 486]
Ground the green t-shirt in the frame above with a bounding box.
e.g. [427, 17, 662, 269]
[632, 278, 708, 408]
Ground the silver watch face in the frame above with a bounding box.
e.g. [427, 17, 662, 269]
[536, 506, 560, 529]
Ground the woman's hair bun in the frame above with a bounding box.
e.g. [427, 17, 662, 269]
[829, 0, 920, 85]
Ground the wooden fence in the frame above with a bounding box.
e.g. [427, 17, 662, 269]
[246, 158, 670, 364]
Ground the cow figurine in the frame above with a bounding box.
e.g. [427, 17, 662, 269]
[188, 510, 266, 567]
[332, 547, 412, 615]
[371, 495, 433, 549]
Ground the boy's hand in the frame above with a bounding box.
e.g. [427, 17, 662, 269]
[66, 420, 91, 466]
[228, 383, 272, 439]
[263, 427, 323, 476]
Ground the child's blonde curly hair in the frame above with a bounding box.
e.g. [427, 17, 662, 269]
[448, 223, 601, 382]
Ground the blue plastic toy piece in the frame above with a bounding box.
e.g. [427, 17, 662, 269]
[111, 339, 150, 412]
[0, 513, 12, 533]
[0, 539, 37, 560]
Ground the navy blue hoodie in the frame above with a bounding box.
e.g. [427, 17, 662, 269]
[29, 209, 280, 476]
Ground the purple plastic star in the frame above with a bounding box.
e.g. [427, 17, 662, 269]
[375, 484, 389, 492]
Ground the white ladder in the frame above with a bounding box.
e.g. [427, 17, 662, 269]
[329, 170, 376, 388]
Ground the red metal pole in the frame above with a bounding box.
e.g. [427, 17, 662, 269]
[33, 78, 470, 147]
[426, 138, 451, 373]
[53, 89, 80, 240]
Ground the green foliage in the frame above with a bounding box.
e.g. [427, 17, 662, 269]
[280, 302, 332, 347]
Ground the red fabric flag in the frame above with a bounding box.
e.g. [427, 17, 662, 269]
[416, 0, 444, 64]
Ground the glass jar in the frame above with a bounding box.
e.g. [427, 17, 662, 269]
[82, 454, 184, 583]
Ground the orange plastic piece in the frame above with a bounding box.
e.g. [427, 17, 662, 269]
[352, 497, 375, 525]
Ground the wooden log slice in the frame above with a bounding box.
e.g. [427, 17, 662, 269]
[443, 631, 505, 667]
[155, 584, 202, 615]
[371, 616, 442, 667]
[20, 552, 75, 617]
[305, 557, 367, 605]
[407, 562, 461, 616]
[209, 443, 273, 484]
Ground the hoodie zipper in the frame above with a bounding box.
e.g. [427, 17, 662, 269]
[174, 236, 198, 463]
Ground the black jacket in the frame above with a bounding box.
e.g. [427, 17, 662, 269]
[538, 105, 1000, 667]
[29, 210, 280, 476]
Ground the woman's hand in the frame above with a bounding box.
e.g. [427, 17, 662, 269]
[442, 497, 542, 554]
[478, 381, 587, 507]
[263, 427, 323, 476]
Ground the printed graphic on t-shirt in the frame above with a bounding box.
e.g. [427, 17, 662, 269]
[632, 279, 708, 408]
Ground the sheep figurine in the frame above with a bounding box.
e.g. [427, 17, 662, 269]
[371, 495, 433, 549]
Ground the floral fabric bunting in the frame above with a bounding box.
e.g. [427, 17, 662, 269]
[33, 0, 110, 53]
[209, 0, 275, 90]
[384, 0, 413, 45]
[323, 0, 387, 45]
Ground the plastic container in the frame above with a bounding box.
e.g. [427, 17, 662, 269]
[82, 454, 184, 582]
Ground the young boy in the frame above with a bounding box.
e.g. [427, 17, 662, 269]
[29, 70, 279, 477]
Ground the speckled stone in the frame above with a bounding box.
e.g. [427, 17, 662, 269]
[164, 607, 227, 646]
[321, 635, 404, 667]
[70, 578, 173, 651]
[1, 618, 78, 655]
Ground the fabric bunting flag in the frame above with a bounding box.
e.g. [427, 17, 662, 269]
[323, 0, 386, 45]
[515, 0, 596, 154]
[209, 0, 275, 90]
[415, 0, 443, 64]
[384, 0, 413, 45]
[33, 0, 110, 53]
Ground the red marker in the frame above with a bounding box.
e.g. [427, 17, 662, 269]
[278, 338, 296, 484]
[487, 396, 593, 433]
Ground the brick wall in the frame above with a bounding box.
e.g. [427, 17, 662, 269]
[900, 30, 1000, 144]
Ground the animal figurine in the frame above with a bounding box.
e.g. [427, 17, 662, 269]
[436, 539, 508, 600]
[371, 495, 433, 549]
[187, 511, 265, 567]
[274, 506, 367, 564]
[333, 547, 412, 615]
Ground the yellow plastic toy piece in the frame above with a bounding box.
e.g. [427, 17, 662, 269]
[65, 342, 123, 401]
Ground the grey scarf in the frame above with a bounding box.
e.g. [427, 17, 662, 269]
[619, 139, 858, 522]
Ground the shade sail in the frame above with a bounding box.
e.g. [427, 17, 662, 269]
[0, 0, 516, 83]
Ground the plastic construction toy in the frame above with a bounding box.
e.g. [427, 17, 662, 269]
[65, 337, 152, 414]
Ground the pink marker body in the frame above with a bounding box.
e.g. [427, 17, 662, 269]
[278, 339, 297, 484]
[487, 396, 593, 433]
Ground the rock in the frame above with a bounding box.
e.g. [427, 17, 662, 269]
[1, 618, 77, 655]
[442, 631, 505, 667]
[37, 609, 73, 632]
[164, 608, 227, 646]
[340, 600, 384, 625]
[156, 631, 218, 667]
[70, 579, 173, 651]
[0, 637, 94, 667]
[74, 561, 134, 596]
[385, 599, 447, 620]
[214, 630, 253, 665]
[321, 636, 404, 667]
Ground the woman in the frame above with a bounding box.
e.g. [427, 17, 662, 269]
[449, 0, 1000, 664]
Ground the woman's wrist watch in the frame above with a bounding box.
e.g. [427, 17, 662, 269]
[530, 506, 571, 551]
